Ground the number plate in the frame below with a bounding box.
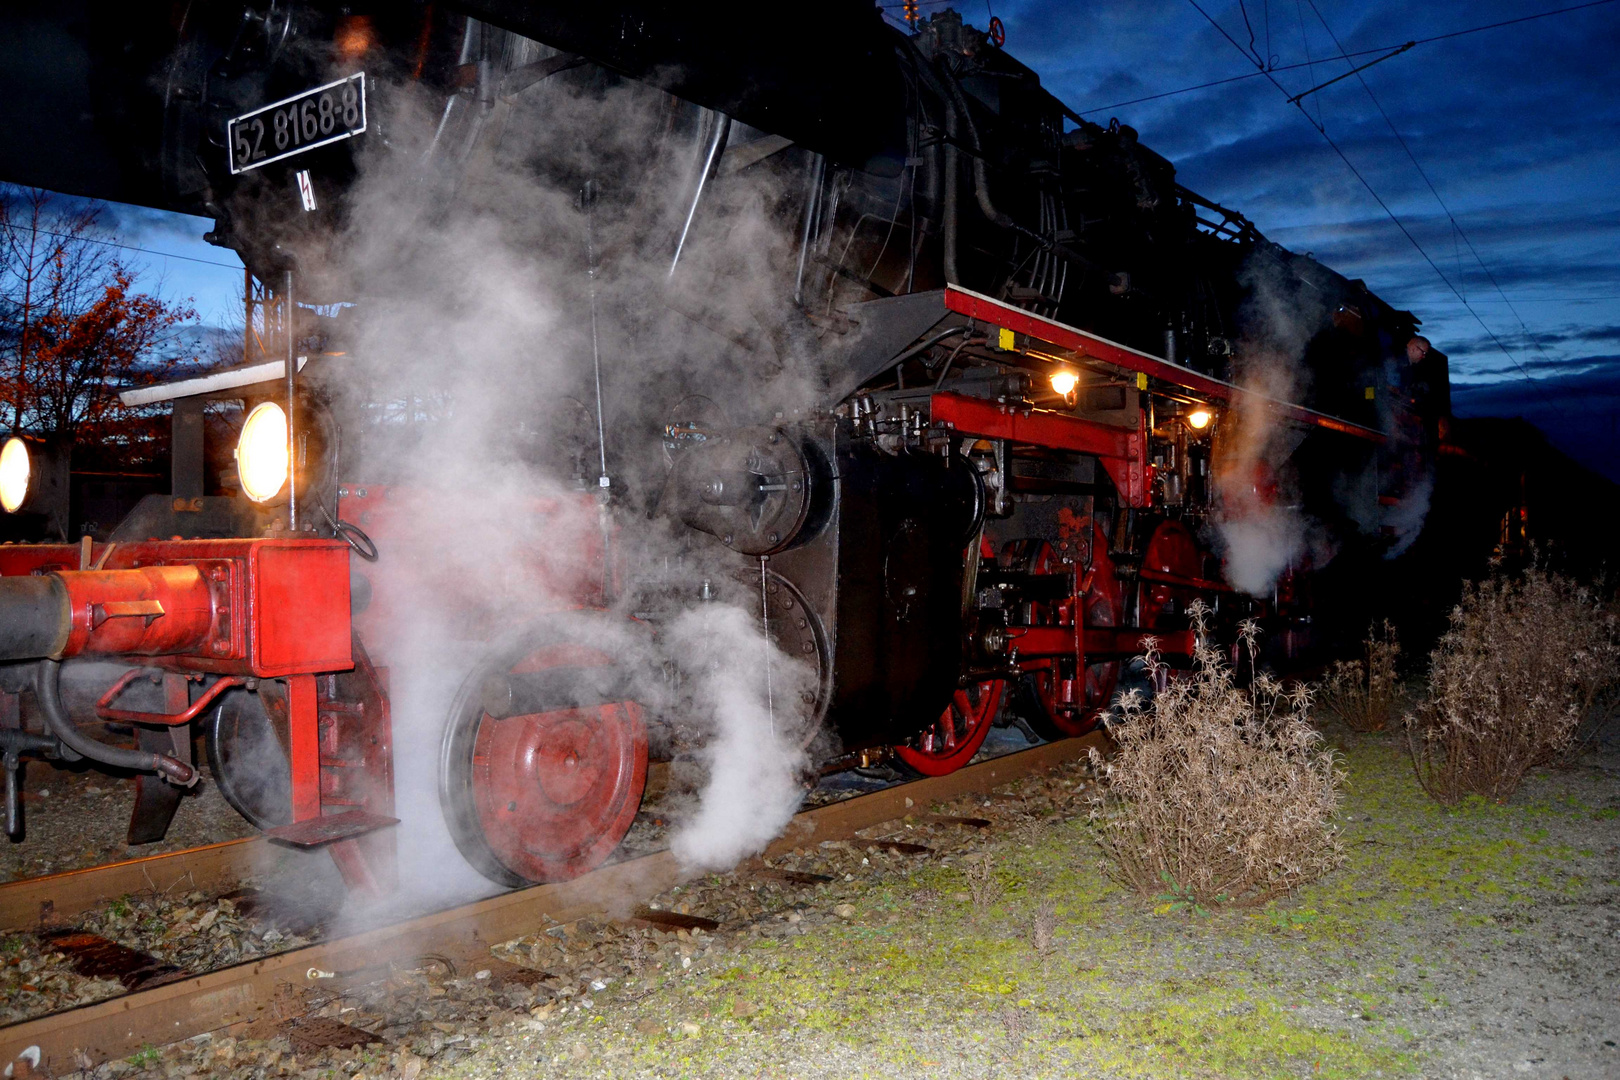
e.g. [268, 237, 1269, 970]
[228, 72, 367, 175]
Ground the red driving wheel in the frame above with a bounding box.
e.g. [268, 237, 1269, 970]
[441, 618, 648, 888]
[894, 679, 1006, 776]
[1140, 518, 1205, 629]
[1013, 523, 1122, 738]
[896, 534, 1006, 776]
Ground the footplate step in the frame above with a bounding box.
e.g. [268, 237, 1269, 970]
[263, 810, 399, 849]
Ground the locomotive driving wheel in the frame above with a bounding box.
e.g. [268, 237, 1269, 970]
[440, 614, 649, 888]
[894, 679, 1006, 776]
[896, 534, 1006, 775]
[1140, 518, 1206, 630]
[1012, 525, 1122, 739]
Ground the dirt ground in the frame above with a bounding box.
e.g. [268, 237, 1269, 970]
[9, 720, 1615, 1080]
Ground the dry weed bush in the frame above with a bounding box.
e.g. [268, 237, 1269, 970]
[1406, 564, 1620, 805]
[1029, 898, 1057, 957]
[965, 852, 1003, 914]
[1319, 620, 1402, 732]
[1089, 608, 1344, 908]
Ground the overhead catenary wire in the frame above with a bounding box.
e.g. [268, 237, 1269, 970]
[1185, 0, 1563, 409]
[1303, 0, 1571, 392]
[1084, 0, 1618, 114]
[14, 228, 243, 271]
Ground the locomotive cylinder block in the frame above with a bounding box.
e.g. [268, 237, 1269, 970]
[670, 428, 818, 556]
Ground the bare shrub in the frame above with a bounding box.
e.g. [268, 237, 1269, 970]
[1089, 608, 1345, 909]
[622, 928, 651, 977]
[1406, 564, 1620, 805]
[1029, 898, 1057, 957]
[1319, 620, 1402, 732]
[964, 853, 1003, 914]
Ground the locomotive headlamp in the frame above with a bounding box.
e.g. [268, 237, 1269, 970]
[236, 402, 290, 503]
[1049, 368, 1080, 397]
[1186, 408, 1213, 430]
[0, 437, 29, 513]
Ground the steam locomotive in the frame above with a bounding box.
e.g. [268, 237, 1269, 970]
[0, 3, 1445, 889]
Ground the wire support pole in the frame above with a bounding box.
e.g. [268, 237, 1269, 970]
[282, 268, 298, 533]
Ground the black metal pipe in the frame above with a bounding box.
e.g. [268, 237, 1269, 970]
[0, 575, 70, 661]
[33, 660, 197, 785]
[882, 326, 970, 385]
[2, 730, 58, 840]
[932, 62, 1102, 280]
[4, 753, 18, 840]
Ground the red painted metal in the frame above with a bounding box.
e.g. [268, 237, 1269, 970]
[95, 672, 244, 726]
[893, 680, 1005, 776]
[249, 543, 352, 676]
[931, 391, 1149, 506]
[942, 286, 1385, 444]
[1139, 567, 1233, 593]
[0, 538, 352, 677]
[472, 643, 647, 883]
[286, 674, 322, 823]
[1141, 519, 1209, 630]
[1011, 625, 1190, 657]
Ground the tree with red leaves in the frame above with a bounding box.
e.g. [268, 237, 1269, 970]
[0, 187, 201, 470]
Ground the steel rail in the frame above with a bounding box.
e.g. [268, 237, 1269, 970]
[0, 732, 1106, 1071]
[0, 838, 265, 933]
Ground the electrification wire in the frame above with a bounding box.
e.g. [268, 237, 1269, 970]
[1185, 0, 1562, 406]
[1292, 0, 1323, 130]
[1238, 0, 1263, 65]
[1304, 0, 1570, 389]
[1083, 0, 1618, 114]
[1422, 296, 1620, 304]
[10, 227, 243, 271]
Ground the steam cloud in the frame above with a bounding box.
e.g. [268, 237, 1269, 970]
[288, 29, 820, 909]
[1209, 254, 1319, 598]
[664, 605, 811, 871]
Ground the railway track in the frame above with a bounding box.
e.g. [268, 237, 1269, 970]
[0, 732, 1105, 1073]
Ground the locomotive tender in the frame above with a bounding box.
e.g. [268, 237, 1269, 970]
[0, 3, 1443, 888]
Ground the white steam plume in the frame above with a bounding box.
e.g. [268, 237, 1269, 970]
[1209, 253, 1323, 598]
[286, 29, 827, 913]
[664, 604, 812, 872]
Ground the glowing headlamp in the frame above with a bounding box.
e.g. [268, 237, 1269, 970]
[1049, 368, 1080, 397]
[1186, 408, 1213, 430]
[0, 437, 30, 513]
[235, 402, 290, 503]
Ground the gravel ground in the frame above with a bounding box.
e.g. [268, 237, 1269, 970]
[9, 720, 1615, 1080]
[1, 755, 255, 883]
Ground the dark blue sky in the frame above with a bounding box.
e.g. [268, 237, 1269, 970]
[113, 1, 1620, 473]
